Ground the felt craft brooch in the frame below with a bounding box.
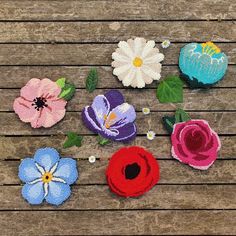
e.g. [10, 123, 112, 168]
[106, 146, 160, 197]
[179, 42, 228, 88]
[82, 90, 137, 142]
[18, 148, 78, 205]
[13, 78, 75, 128]
[163, 109, 221, 170]
[112, 37, 164, 88]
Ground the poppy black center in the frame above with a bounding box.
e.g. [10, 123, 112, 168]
[125, 163, 141, 180]
[32, 97, 48, 111]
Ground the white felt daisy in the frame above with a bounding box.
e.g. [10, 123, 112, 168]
[147, 131, 156, 140]
[161, 40, 171, 49]
[112, 37, 164, 88]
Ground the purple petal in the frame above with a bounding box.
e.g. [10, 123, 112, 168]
[107, 103, 136, 129]
[104, 90, 124, 110]
[91, 95, 110, 125]
[82, 106, 101, 133]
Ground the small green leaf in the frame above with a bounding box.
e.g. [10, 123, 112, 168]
[63, 132, 83, 149]
[56, 78, 66, 88]
[162, 116, 176, 134]
[175, 108, 191, 123]
[97, 135, 111, 146]
[157, 76, 184, 103]
[86, 68, 98, 93]
[59, 83, 76, 101]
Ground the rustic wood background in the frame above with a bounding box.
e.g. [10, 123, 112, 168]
[0, 0, 235, 235]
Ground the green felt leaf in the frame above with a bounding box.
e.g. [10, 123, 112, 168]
[86, 68, 98, 93]
[97, 135, 111, 146]
[175, 108, 191, 123]
[162, 116, 176, 134]
[157, 76, 184, 103]
[63, 132, 83, 149]
[59, 82, 76, 101]
[56, 78, 66, 88]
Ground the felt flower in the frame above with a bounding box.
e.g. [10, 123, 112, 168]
[146, 131, 156, 140]
[88, 156, 96, 163]
[161, 40, 171, 48]
[142, 107, 150, 115]
[18, 148, 78, 205]
[179, 42, 228, 87]
[171, 119, 221, 170]
[13, 78, 67, 128]
[82, 90, 137, 142]
[106, 146, 160, 197]
[112, 37, 164, 88]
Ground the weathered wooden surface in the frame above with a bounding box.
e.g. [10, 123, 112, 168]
[0, 1, 235, 235]
[0, 0, 235, 20]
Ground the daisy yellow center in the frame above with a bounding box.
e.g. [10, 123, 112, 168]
[133, 57, 143, 67]
[201, 41, 221, 56]
[42, 172, 53, 183]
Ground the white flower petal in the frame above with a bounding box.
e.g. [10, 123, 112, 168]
[134, 37, 143, 55]
[122, 68, 136, 87]
[112, 52, 130, 63]
[141, 40, 155, 58]
[35, 162, 45, 175]
[142, 65, 161, 80]
[52, 177, 66, 184]
[118, 41, 134, 58]
[144, 53, 164, 64]
[136, 69, 145, 88]
[44, 183, 49, 197]
[28, 178, 42, 185]
[113, 64, 131, 76]
[49, 162, 58, 174]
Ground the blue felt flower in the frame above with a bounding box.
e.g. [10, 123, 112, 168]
[18, 148, 78, 206]
[179, 42, 228, 87]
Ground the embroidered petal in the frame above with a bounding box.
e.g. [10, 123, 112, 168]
[18, 158, 42, 183]
[22, 182, 44, 205]
[53, 158, 78, 185]
[34, 148, 60, 172]
[104, 90, 125, 110]
[45, 182, 71, 206]
[114, 123, 137, 141]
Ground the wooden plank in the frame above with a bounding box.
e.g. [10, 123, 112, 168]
[0, 185, 235, 210]
[0, 112, 235, 135]
[0, 21, 235, 43]
[0, 210, 235, 235]
[2, 88, 236, 111]
[0, 136, 235, 160]
[0, 43, 235, 65]
[0, 0, 235, 21]
[1, 160, 235, 185]
[0, 65, 235, 88]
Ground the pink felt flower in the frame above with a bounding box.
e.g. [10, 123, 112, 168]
[13, 78, 67, 128]
[171, 119, 221, 170]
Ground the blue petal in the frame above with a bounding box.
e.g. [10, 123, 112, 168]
[22, 182, 44, 205]
[34, 148, 60, 172]
[18, 158, 42, 183]
[45, 181, 71, 206]
[53, 158, 78, 185]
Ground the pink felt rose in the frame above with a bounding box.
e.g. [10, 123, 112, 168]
[13, 78, 67, 128]
[171, 119, 221, 170]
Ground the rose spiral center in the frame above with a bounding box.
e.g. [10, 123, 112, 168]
[32, 97, 48, 111]
[185, 131, 205, 151]
[125, 163, 141, 180]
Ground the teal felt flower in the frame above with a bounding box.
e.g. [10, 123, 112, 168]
[18, 148, 78, 206]
[179, 42, 228, 87]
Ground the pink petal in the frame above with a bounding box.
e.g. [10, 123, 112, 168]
[13, 97, 39, 123]
[20, 78, 42, 101]
[38, 78, 61, 99]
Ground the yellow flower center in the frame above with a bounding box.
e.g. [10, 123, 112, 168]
[133, 57, 143, 67]
[104, 112, 117, 129]
[201, 41, 221, 56]
[42, 172, 53, 183]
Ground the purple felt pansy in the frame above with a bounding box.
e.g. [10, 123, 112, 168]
[82, 90, 137, 142]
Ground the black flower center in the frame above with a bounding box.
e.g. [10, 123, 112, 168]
[32, 97, 48, 111]
[125, 163, 141, 180]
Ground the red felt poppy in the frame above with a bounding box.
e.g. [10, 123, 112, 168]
[106, 146, 160, 197]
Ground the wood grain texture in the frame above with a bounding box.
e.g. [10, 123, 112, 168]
[0, 21, 235, 43]
[0, 43, 235, 65]
[2, 88, 236, 111]
[1, 160, 235, 185]
[0, 210, 235, 235]
[0, 65, 235, 88]
[0, 185, 235, 210]
[0, 136, 235, 160]
[0, 112, 234, 135]
[0, 0, 235, 20]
